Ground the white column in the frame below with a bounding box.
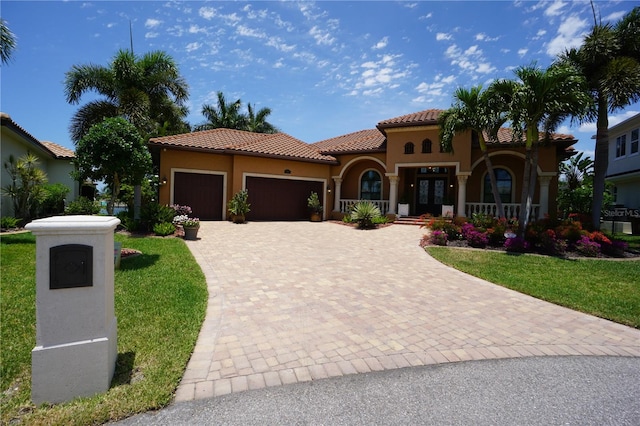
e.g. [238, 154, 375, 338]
[456, 174, 470, 217]
[25, 215, 120, 404]
[387, 174, 399, 214]
[332, 177, 343, 212]
[538, 175, 554, 219]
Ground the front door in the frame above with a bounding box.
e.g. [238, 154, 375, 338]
[416, 177, 446, 216]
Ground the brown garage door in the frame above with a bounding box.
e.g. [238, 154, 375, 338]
[246, 177, 323, 221]
[174, 172, 224, 220]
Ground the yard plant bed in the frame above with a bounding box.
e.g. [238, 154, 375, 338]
[0, 232, 207, 425]
[425, 246, 640, 329]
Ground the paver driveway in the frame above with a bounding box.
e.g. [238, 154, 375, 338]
[175, 221, 640, 401]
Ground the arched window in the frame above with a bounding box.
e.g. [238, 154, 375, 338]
[483, 168, 512, 203]
[422, 139, 432, 153]
[360, 170, 382, 200]
[404, 142, 414, 154]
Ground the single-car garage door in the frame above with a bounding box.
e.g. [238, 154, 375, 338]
[246, 177, 323, 221]
[173, 172, 224, 220]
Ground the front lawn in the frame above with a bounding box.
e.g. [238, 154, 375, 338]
[0, 232, 208, 425]
[426, 247, 640, 329]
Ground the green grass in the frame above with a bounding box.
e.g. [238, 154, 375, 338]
[426, 247, 640, 329]
[1, 233, 208, 425]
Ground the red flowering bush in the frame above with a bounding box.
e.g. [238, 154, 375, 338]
[575, 235, 601, 257]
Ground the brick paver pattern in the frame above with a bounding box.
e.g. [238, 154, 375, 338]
[175, 222, 640, 401]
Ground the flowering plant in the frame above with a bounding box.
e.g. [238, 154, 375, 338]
[172, 215, 189, 225]
[173, 215, 200, 227]
[182, 217, 200, 227]
[504, 236, 530, 253]
[466, 230, 489, 248]
[575, 236, 600, 257]
[170, 204, 192, 216]
[429, 230, 448, 246]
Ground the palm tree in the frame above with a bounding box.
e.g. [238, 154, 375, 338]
[439, 85, 508, 218]
[195, 91, 244, 131]
[64, 49, 190, 142]
[245, 103, 279, 134]
[65, 49, 190, 219]
[495, 63, 591, 234]
[559, 7, 640, 229]
[1, 18, 16, 65]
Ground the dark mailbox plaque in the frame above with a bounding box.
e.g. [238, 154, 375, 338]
[50, 244, 93, 289]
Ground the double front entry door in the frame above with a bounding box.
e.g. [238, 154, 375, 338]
[415, 177, 446, 216]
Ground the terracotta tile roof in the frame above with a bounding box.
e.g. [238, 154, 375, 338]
[490, 128, 577, 144]
[41, 141, 75, 158]
[1, 112, 75, 159]
[149, 128, 337, 164]
[377, 109, 443, 129]
[311, 129, 386, 154]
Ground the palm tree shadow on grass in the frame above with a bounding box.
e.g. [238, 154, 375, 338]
[119, 254, 160, 270]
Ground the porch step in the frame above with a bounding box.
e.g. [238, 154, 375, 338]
[393, 216, 425, 226]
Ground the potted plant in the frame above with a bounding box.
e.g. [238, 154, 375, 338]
[173, 215, 200, 240]
[228, 189, 250, 223]
[183, 217, 200, 240]
[307, 191, 323, 222]
[397, 193, 410, 217]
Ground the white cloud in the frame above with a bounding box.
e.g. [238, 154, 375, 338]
[185, 42, 201, 53]
[475, 33, 499, 42]
[440, 75, 455, 84]
[518, 48, 528, 57]
[436, 32, 452, 41]
[546, 15, 588, 56]
[421, 12, 433, 20]
[237, 24, 266, 39]
[199, 7, 216, 20]
[266, 37, 296, 52]
[309, 26, 336, 46]
[145, 31, 159, 39]
[189, 24, 207, 35]
[603, 11, 626, 23]
[544, 0, 567, 17]
[476, 63, 496, 74]
[145, 18, 162, 29]
[372, 36, 389, 50]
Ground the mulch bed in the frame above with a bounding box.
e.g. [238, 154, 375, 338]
[421, 238, 640, 260]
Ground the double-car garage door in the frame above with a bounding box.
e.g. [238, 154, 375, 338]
[173, 172, 323, 221]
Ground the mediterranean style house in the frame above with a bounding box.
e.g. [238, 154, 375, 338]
[1, 112, 77, 218]
[149, 109, 576, 222]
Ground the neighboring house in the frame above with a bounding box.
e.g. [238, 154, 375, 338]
[1, 112, 78, 218]
[149, 109, 576, 221]
[606, 112, 640, 210]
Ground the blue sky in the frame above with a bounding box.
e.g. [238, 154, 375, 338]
[2, 0, 639, 157]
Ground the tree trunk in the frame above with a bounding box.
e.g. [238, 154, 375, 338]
[518, 147, 532, 236]
[134, 184, 142, 220]
[482, 150, 505, 218]
[525, 144, 539, 224]
[591, 96, 609, 230]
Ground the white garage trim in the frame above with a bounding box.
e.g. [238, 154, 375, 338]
[171, 168, 228, 220]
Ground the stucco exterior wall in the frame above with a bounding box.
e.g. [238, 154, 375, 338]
[1, 127, 77, 218]
[384, 126, 473, 174]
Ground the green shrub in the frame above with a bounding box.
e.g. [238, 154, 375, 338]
[40, 183, 70, 216]
[64, 197, 101, 215]
[425, 216, 461, 240]
[351, 201, 382, 229]
[470, 212, 494, 229]
[140, 203, 176, 231]
[0, 216, 21, 229]
[372, 215, 389, 225]
[153, 222, 176, 237]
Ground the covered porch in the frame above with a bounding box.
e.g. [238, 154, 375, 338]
[332, 163, 551, 219]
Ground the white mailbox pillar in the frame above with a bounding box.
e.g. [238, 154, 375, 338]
[25, 215, 120, 404]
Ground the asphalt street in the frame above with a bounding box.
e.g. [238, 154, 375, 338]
[114, 356, 640, 425]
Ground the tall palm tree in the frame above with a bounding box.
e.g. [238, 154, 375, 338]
[559, 7, 640, 229]
[245, 103, 279, 134]
[195, 91, 244, 131]
[65, 49, 190, 219]
[439, 85, 508, 218]
[495, 63, 591, 234]
[64, 49, 190, 142]
[1, 18, 17, 65]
